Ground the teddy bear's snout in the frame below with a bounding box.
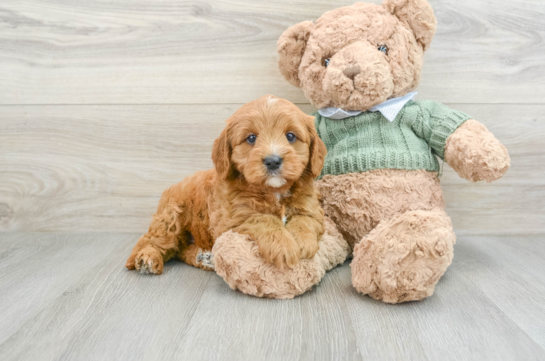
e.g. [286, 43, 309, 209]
[324, 41, 394, 110]
[343, 64, 361, 80]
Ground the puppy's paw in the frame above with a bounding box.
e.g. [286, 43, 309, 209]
[298, 234, 320, 260]
[257, 230, 301, 269]
[134, 246, 164, 275]
[196, 249, 215, 270]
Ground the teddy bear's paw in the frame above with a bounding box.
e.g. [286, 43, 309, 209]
[445, 119, 510, 182]
[133, 246, 164, 275]
[351, 209, 455, 304]
[212, 229, 349, 299]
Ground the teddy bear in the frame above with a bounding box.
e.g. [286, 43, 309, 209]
[213, 216, 350, 299]
[276, 0, 510, 303]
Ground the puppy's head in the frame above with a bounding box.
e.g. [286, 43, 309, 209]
[212, 95, 326, 190]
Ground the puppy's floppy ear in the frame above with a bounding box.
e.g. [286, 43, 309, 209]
[211, 127, 231, 180]
[277, 21, 314, 88]
[306, 115, 327, 178]
[383, 0, 437, 51]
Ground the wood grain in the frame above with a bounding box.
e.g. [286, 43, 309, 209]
[0, 233, 544, 361]
[0, 0, 544, 104]
[0, 233, 134, 345]
[1, 0, 543, 359]
[454, 235, 545, 350]
[338, 263, 545, 361]
[171, 268, 361, 360]
[1, 103, 543, 234]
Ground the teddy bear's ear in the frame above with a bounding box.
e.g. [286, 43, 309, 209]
[383, 0, 437, 51]
[277, 21, 314, 88]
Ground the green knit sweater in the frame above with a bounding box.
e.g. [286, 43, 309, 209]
[315, 100, 471, 178]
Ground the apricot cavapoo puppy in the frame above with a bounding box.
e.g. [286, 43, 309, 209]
[126, 95, 327, 274]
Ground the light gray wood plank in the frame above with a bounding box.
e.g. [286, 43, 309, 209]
[0, 233, 134, 345]
[0, 233, 212, 361]
[443, 183, 545, 236]
[338, 249, 545, 361]
[0, 103, 542, 234]
[170, 268, 361, 361]
[454, 235, 545, 349]
[1, 233, 544, 361]
[0, 0, 543, 104]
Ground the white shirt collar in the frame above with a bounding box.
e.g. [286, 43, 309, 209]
[318, 92, 417, 122]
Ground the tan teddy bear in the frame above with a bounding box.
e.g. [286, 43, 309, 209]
[277, 0, 510, 303]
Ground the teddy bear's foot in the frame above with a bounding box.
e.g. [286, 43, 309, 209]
[212, 217, 350, 299]
[351, 209, 455, 304]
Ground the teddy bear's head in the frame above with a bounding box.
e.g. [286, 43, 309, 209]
[277, 0, 437, 111]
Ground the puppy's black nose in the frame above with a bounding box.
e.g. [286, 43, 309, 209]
[263, 155, 283, 171]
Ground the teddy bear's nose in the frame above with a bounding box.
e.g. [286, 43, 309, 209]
[343, 64, 361, 80]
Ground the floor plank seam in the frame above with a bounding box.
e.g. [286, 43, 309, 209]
[168, 270, 214, 345]
[328, 266, 364, 361]
[457, 270, 545, 354]
[0, 238, 134, 350]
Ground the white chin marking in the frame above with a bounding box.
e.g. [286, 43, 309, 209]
[266, 176, 286, 188]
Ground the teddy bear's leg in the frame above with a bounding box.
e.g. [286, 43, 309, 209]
[212, 217, 350, 299]
[351, 208, 455, 304]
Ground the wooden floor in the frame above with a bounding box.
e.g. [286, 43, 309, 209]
[1, 0, 544, 236]
[0, 233, 544, 361]
[1, 0, 545, 360]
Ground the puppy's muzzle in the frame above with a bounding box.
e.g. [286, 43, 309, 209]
[263, 155, 283, 172]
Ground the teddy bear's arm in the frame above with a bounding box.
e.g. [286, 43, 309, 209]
[411, 101, 510, 182]
[444, 119, 510, 182]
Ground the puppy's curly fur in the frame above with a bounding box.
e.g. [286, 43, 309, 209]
[126, 95, 328, 273]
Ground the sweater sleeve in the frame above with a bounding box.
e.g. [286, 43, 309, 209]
[410, 100, 472, 160]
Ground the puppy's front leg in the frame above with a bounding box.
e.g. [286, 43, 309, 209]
[235, 214, 301, 269]
[285, 189, 324, 260]
[285, 215, 323, 260]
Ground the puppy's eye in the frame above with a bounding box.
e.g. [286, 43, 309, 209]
[246, 134, 257, 145]
[286, 132, 296, 143]
[323, 58, 331, 67]
[378, 45, 389, 55]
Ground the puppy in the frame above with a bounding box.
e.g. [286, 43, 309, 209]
[126, 95, 327, 274]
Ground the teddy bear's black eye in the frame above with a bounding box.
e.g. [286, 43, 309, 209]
[323, 58, 331, 67]
[286, 132, 296, 143]
[378, 45, 389, 55]
[247, 134, 257, 145]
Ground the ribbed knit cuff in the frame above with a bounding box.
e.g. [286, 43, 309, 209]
[428, 110, 472, 159]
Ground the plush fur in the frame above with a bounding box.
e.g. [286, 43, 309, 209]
[445, 119, 511, 182]
[316, 169, 445, 248]
[351, 208, 455, 303]
[316, 170, 454, 303]
[126, 95, 329, 273]
[213, 217, 350, 299]
[277, 0, 510, 303]
[278, 1, 435, 111]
